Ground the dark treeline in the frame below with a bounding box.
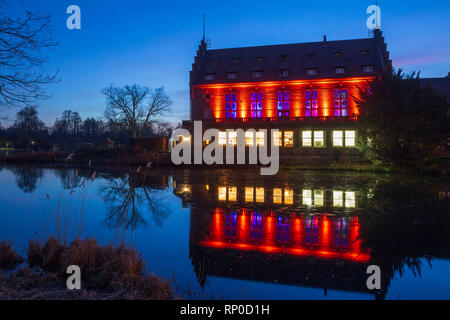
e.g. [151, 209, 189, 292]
[0, 106, 173, 152]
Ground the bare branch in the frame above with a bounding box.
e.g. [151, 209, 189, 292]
[0, 4, 59, 108]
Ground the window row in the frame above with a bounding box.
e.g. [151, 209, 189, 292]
[215, 130, 356, 148]
[302, 130, 356, 148]
[224, 89, 349, 118]
[205, 65, 374, 80]
[217, 187, 356, 208]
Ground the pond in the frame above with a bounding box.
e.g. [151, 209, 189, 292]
[0, 164, 449, 300]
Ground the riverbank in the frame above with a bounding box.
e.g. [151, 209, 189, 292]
[0, 239, 173, 300]
[0, 148, 448, 177]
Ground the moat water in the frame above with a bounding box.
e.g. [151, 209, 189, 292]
[0, 164, 449, 299]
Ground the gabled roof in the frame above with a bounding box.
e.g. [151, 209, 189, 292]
[191, 32, 391, 85]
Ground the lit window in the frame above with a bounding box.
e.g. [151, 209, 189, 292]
[245, 187, 254, 202]
[345, 191, 356, 208]
[273, 188, 283, 204]
[228, 187, 237, 202]
[334, 89, 348, 117]
[219, 132, 227, 145]
[306, 69, 317, 75]
[335, 67, 345, 74]
[313, 131, 324, 148]
[256, 131, 265, 146]
[273, 131, 282, 147]
[314, 190, 324, 206]
[277, 91, 290, 117]
[218, 187, 227, 201]
[345, 130, 356, 147]
[227, 72, 238, 79]
[303, 189, 312, 206]
[284, 131, 294, 148]
[255, 187, 264, 203]
[250, 92, 263, 118]
[305, 90, 319, 117]
[303, 131, 323, 148]
[333, 131, 344, 147]
[333, 130, 356, 148]
[284, 188, 294, 205]
[302, 131, 312, 147]
[205, 73, 215, 80]
[225, 93, 237, 118]
[333, 191, 344, 207]
[245, 131, 255, 146]
[228, 132, 237, 145]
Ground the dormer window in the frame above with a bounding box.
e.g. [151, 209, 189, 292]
[334, 51, 342, 57]
[204, 73, 215, 80]
[363, 65, 374, 73]
[227, 72, 238, 80]
[361, 49, 368, 55]
[335, 67, 345, 74]
[306, 68, 317, 75]
[252, 71, 263, 79]
[279, 70, 289, 77]
[256, 57, 264, 63]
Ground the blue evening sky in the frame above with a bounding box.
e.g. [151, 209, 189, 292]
[2, 0, 449, 126]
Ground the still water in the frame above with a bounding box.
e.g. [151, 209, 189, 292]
[0, 164, 449, 300]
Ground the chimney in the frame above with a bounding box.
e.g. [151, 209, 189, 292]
[323, 35, 327, 46]
[447, 72, 450, 78]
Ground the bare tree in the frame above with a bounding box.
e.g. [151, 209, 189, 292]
[0, 0, 58, 108]
[103, 85, 172, 138]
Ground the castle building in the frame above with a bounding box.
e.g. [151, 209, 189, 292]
[185, 30, 391, 164]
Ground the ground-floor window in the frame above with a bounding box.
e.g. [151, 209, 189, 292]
[273, 131, 294, 148]
[333, 130, 356, 147]
[302, 130, 324, 147]
[284, 131, 294, 147]
[273, 131, 282, 147]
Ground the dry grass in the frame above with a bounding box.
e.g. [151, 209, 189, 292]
[0, 241, 23, 270]
[0, 238, 173, 300]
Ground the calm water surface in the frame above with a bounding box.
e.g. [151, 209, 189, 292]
[0, 164, 449, 300]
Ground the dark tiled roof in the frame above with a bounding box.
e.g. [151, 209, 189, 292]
[191, 32, 390, 85]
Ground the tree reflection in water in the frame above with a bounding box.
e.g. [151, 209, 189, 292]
[11, 166, 43, 193]
[99, 172, 169, 231]
[358, 179, 450, 297]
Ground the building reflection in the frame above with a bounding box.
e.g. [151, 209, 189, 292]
[172, 170, 448, 299]
[173, 174, 390, 299]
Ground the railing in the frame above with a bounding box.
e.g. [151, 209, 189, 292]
[212, 116, 358, 124]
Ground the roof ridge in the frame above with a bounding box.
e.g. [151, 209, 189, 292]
[206, 37, 374, 52]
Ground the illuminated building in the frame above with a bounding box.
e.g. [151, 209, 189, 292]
[184, 30, 392, 163]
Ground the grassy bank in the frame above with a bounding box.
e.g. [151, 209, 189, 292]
[280, 162, 390, 173]
[0, 239, 173, 300]
[0, 147, 448, 177]
[0, 147, 170, 168]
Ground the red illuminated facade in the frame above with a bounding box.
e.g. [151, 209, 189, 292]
[186, 30, 392, 158]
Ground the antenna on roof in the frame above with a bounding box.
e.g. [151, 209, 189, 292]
[202, 14, 206, 42]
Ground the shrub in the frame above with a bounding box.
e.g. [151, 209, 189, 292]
[0, 241, 24, 269]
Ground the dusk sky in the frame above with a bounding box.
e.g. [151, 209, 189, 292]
[2, 0, 450, 126]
